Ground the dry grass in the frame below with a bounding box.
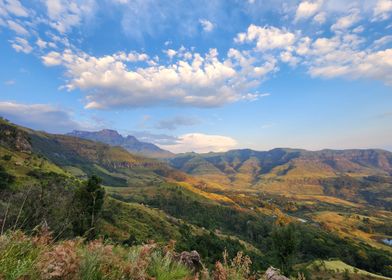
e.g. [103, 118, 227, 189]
[0, 231, 272, 280]
[311, 212, 391, 252]
[307, 260, 392, 280]
[287, 195, 361, 207]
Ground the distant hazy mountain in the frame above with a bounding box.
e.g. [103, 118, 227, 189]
[67, 129, 173, 158]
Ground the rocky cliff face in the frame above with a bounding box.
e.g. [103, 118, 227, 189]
[0, 120, 31, 153]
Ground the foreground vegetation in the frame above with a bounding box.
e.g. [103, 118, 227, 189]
[0, 229, 268, 280]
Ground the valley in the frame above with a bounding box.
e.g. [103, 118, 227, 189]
[1, 119, 391, 279]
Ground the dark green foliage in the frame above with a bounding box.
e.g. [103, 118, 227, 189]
[0, 165, 15, 190]
[73, 175, 105, 238]
[116, 184, 392, 277]
[0, 171, 78, 237]
[130, 185, 272, 238]
[2, 154, 12, 161]
[176, 224, 265, 270]
[271, 223, 299, 276]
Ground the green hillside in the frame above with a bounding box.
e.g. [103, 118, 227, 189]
[1, 119, 392, 279]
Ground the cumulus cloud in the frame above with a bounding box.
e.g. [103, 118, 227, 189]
[331, 9, 361, 31]
[373, 0, 392, 21]
[298, 34, 392, 85]
[199, 19, 214, 32]
[372, 35, 392, 49]
[10, 37, 32, 53]
[164, 49, 177, 59]
[41, 47, 271, 109]
[0, 0, 28, 17]
[295, 0, 323, 21]
[234, 22, 392, 86]
[154, 116, 200, 130]
[313, 12, 326, 24]
[235, 25, 297, 51]
[0, 101, 83, 133]
[43, 0, 96, 33]
[7, 19, 28, 35]
[159, 133, 237, 153]
[36, 38, 48, 49]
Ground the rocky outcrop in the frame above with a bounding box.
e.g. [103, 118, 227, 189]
[0, 121, 31, 153]
[264, 267, 290, 280]
[174, 250, 203, 272]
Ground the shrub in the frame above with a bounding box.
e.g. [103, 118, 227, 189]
[148, 250, 192, 280]
[37, 240, 79, 280]
[0, 231, 41, 280]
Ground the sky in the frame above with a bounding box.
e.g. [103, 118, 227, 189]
[0, 0, 391, 153]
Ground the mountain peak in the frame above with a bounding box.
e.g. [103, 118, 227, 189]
[67, 129, 173, 158]
[99, 129, 121, 136]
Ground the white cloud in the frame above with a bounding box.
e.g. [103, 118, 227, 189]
[41, 47, 271, 109]
[44, 0, 96, 33]
[373, 0, 392, 21]
[280, 50, 299, 66]
[295, 0, 323, 21]
[199, 19, 214, 32]
[36, 38, 48, 49]
[159, 133, 237, 153]
[235, 23, 392, 86]
[0, 0, 28, 17]
[331, 9, 361, 31]
[7, 20, 28, 35]
[10, 37, 32, 53]
[313, 12, 326, 24]
[164, 49, 177, 59]
[0, 101, 82, 133]
[352, 25, 364, 33]
[41, 51, 63, 65]
[372, 35, 392, 49]
[235, 25, 296, 51]
[300, 34, 392, 85]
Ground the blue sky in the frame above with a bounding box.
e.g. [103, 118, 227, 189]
[0, 0, 391, 153]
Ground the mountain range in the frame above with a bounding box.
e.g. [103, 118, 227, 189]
[67, 129, 173, 158]
[1, 118, 392, 278]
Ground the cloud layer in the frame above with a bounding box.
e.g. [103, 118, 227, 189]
[154, 116, 199, 130]
[1, 0, 392, 111]
[41, 48, 268, 109]
[0, 101, 82, 133]
[159, 133, 237, 153]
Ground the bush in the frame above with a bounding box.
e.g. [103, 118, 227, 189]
[0, 231, 41, 280]
[148, 251, 192, 280]
[0, 165, 14, 190]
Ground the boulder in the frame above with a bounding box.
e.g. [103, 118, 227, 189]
[175, 250, 203, 272]
[264, 267, 290, 280]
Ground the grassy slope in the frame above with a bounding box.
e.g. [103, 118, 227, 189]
[1, 119, 392, 277]
[306, 260, 392, 280]
[167, 149, 392, 254]
[0, 119, 261, 266]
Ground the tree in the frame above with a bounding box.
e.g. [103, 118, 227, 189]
[73, 175, 105, 238]
[0, 165, 14, 190]
[271, 223, 299, 276]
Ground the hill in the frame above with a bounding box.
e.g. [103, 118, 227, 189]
[67, 129, 173, 158]
[168, 148, 392, 208]
[1, 118, 392, 278]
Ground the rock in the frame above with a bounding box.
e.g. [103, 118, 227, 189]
[0, 123, 32, 153]
[264, 267, 290, 280]
[175, 250, 203, 272]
